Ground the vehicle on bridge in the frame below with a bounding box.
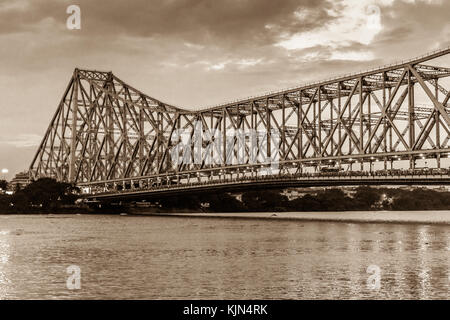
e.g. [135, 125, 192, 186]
[319, 167, 343, 173]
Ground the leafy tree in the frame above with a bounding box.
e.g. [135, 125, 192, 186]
[0, 194, 11, 211]
[13, 178, 79, 210]
[241, 189, 288, 211]
[14, 183, 22, 192]
[354, 186, 381, 209]
[208, 192, 246, 212]
[0, 180, 7, 190]
[289, 193, 322, 211]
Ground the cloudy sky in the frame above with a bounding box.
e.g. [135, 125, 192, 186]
[0, 0, 449, 179]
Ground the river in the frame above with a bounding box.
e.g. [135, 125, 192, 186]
[0, 213, 449, 299]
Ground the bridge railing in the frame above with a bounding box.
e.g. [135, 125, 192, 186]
[83, 167, 450, 197]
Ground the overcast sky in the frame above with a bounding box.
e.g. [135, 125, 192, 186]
[0, 0, 449, 179]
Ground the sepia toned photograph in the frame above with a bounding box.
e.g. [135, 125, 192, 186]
[0, 0, 449, 306]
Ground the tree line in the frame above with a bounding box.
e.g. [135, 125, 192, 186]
[2, 178, 450, 213]
[157, 186, 450, 212]
[0, 178, 79, 213]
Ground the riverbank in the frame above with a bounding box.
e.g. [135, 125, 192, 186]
[3, 209, 450, 225]
[129, 210, 450, 225]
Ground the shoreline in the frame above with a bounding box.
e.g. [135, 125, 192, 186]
[2, 210, 450, 225]
[126, 210, 450, 225]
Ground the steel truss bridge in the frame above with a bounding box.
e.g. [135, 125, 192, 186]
[29, 48, 450, 199]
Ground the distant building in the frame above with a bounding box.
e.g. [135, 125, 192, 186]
[200, 202, 210, 208]
[282, 188, 312, 200]
[9, 171, 31, 191]
[432, 186, 450, 192]
[342, 188, 357, 197]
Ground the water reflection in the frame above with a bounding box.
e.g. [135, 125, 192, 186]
[0, 230, 11, 299]
[0, 214, 448, 299]
[416, 226, 430, 299]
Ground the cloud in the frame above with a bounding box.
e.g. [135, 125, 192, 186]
[367, 0, 450, 58]
[208, 62, 227, 71]
[276, 0, 383, 50]
[0, 0, 332, 47]
[0, 134, 42, 148]
[0, 0, 449, 176]
[330, 50, 375, 61]
[203, 58, 264, 71]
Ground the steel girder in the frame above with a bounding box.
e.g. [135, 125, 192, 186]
[30, 48, 450, 185]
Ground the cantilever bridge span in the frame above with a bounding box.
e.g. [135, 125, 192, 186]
[29, 48, 450, 198]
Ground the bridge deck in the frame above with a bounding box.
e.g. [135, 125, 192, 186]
[86, 173, 450, 200]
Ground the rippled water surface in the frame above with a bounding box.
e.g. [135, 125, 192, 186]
[0, 214, 449, 299]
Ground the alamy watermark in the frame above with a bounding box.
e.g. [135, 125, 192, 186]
[66, 265, 81, 290]
[366, 264, 381, 290]
[365, 5, 381, 31]
[66, 5, 81, 30]
[169, 121, 280, 175]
